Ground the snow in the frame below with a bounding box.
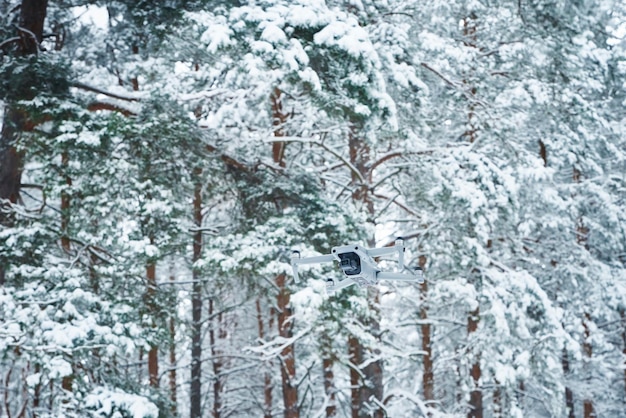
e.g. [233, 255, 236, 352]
[85, 387, 159, 418]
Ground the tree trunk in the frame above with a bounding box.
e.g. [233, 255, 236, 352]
[147, 260, 159, 388]
[347, 125, 384, 418]
[621, 309, 626, 403]
[467, 307, 482, 418]
[209, 299, 224, 418]
[582, 313, 594, 418]
[323, 356, 336, 417]
[270, 87, 298, 418]
[348, 334, 362, 418]
[169, 270, 178, 417]
[60, 151, 71, 252]
[492, 380, 502, 418]
[562, 349, 575, 418]
[190, 171, 203, 418]
[256, 299, 273, 418]
[270, 88, 287, 167]
[419, 256, 434, 405]
[276, 273, 299, 418]
[0, 0, 49, 284]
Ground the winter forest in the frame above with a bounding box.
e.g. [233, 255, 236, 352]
[1, 0, 626, 417]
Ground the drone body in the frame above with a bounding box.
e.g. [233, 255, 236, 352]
[290, 238, 424, 293]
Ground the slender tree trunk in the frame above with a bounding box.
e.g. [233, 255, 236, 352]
[256, 299, 273, 418]
[169, 269, 178, 417]
[419, 256, 434, 405]
[270, 88, 288, 167]
[562, 349, 575, 418]
[209, 299, 224, 418]
[323, 356, 336, 417]
[467, 307, 482, 418]
[348, 334, 362, 418]
[582, 313, 594, 418]
[147, 259, 159, 388]
[493, 380, 502, 418]
[190, 171, 203, 418]
[276, 273, 299, 418]
[621, 309, 626, 403]
[60, 152, 71, 252]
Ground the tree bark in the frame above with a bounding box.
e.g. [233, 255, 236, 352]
[582, 313, 594, 418]
[276, 273, 299, 418]
[467, 307, 482, 418]
[256, 299, 273, 418]
[147, 260, 159, 388]
[562, 349, 575, 418]
[419, 256, 434, 405]
[190, 171, 203, 418]
[347, 125, 384, 418]
[169, 270, 178, 417]
[209, 299, 224, 418]
[323, 356, 336, 417]
[270, 88, 288, 167]
[0, 0, 49, 284]
[348, 334, 362, 418]
[271, 87, 298, 418]
[61, 151, 71, 252]
[621, 309, 626, 403]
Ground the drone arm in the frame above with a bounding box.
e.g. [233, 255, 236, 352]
[291, 254, 335, 265]
[368, 238, 405, 269]
[377, 270, 424, 284]
[290, 252, 335, 283]
[326, 277, 357, 294]
[367, 247, 399, 257]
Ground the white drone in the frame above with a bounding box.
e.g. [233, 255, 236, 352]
[290, 237, 424, 294]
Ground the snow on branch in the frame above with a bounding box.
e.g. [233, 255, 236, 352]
[71, 81, 143, 102]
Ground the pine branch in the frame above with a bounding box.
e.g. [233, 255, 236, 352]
[72, 81, 142, 102]
[265, 137, 366, 184]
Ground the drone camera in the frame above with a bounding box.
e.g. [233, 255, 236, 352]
[338, 252, 361, 275]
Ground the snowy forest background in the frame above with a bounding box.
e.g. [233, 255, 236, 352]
[1, 0, 625, 417]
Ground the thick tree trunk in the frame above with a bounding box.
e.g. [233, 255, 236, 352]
[270, 88, 298, 418]
[190, 173, 203, 418]
[0, 0, 49, 283]
[276, 273, 299, 418]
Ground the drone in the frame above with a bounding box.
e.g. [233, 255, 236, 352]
[290, 237, 424, 294]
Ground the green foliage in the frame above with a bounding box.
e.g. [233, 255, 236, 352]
[0, 54, 70, 101]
